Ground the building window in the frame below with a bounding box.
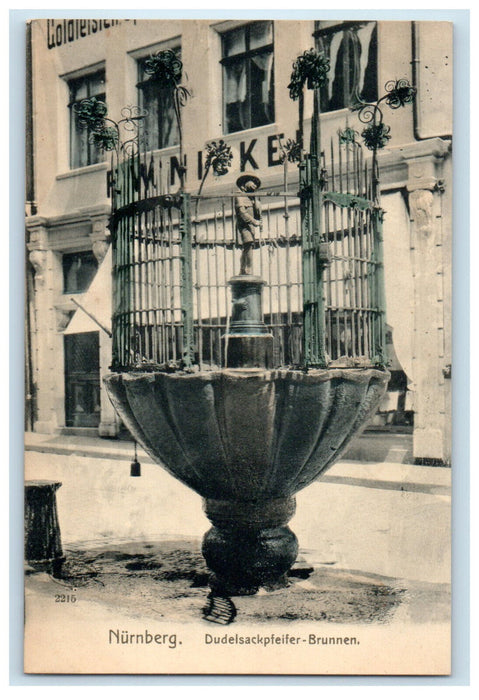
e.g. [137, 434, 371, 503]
[221, 21, 274, 134]
[68, 70, 106, 168]
[314, 21, 378, 112]
[63, 251, 98, 294]
[137, 50, 180, 151]
[64, 332, 101, 428]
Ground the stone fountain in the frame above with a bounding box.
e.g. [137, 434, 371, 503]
[89, 51, 414, 603]
[104, 274, 389, 595]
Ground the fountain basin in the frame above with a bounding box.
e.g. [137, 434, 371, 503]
[104, 367, 389, 500]
[104, 367, 389, 592]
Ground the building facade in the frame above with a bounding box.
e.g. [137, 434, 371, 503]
[25, 18, 452, 462]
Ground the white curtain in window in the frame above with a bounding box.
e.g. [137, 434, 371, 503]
[225, 61, 247, 105]
[251, 52, 273, 110]
[328, 31, 343, 101]
[160, 92, 178, 148]
[143, 89, 159, 150]
[72, 112, 90, 168]
[356, 23, 375, 96]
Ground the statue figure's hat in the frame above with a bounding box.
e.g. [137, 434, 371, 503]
[236, 172, 261, 189]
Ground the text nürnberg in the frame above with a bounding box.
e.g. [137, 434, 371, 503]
[109, 629, 179, 648]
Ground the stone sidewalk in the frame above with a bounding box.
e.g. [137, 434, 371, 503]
[24, 428, 414, 464]
[24, 433, 451, 584]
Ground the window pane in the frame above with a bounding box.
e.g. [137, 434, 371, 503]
[222, 23, 274, 134]
[224, 60, 248, 132]
[249, 21, 272, 50]
[347, 32, 358, 102]
[70, 79, 88, 101]
[359, 24, 378, 103]
[88, 73, 106, 96]
[159, 89, 178, 147]
[140, 82, 160, 150]
[316, 22, 377, 112]
[68, 71, 105, 168]
[137, 51, 180, 150]
[250, 52, 274, 127]
[223, 26, 246, 57]
[63, 251, 98, 293]
[71, 111, 89, 168]
[330, 33, 348, 111]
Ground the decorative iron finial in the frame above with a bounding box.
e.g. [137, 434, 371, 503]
[143, 49, 190, 109]
[195, 140, 233, 219]
[288, 48, 330, 100]
[383, 78, 417, 109]
[288, 48, 330, 158]
[204, 140, 233, 178]
[73, 98, 147, 156]
[143, 48, 183, 88]
[338, 126, 359, 146]
[75, 96, 108, 131]
[361, 122, 392, 151]
[279, 137, 302, 164]
[351, 79, 416, 151]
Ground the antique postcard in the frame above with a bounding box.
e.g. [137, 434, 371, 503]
[24, 17, 452, 675]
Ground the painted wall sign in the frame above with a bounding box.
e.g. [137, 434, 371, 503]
[106, 133, 290, 195]
[47, 19, 136, 49]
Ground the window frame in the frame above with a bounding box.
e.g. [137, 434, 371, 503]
[313, 20, 378, 113]
[220, 20, 275, 135]
[67, 69, 106, 169]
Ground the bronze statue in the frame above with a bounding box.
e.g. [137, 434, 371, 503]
[235, 172, 262, 275]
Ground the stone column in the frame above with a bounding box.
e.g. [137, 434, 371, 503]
[400, 138, 451, 463]
[90, 211, 118, 437]
[27, 217, 62, 433]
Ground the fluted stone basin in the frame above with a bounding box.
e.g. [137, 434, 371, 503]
[104, 367, 389, 593]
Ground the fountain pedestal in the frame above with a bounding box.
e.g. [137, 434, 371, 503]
[210, 274, 296, 593]
[203, 496, 298, 595]
[225, 275, 273, 369]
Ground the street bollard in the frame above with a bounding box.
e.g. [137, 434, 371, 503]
[24, 480, 65, 577]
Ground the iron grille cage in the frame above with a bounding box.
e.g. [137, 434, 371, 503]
[109, 130, 386, 372]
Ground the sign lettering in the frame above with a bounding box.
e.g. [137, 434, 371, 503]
[268, 133, 284, 167]
[47, 19, 136, 49]
[170, 155, 187, 186]
[107, 133, 292, 195]
[240, 140, 258, 171]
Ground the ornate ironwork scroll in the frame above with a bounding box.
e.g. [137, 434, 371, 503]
[352, 79, 416, 153]
[74, 97, 147, 163]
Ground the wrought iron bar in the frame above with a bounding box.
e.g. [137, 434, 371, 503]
[180, 194, 194, 367]
[109, 125, 385, 370]
[372, 206, 387, 367]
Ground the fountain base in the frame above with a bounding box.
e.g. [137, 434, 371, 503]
[202, 497, 298, 594]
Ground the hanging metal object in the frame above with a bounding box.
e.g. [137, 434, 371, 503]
[130, 441, 141, 477]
